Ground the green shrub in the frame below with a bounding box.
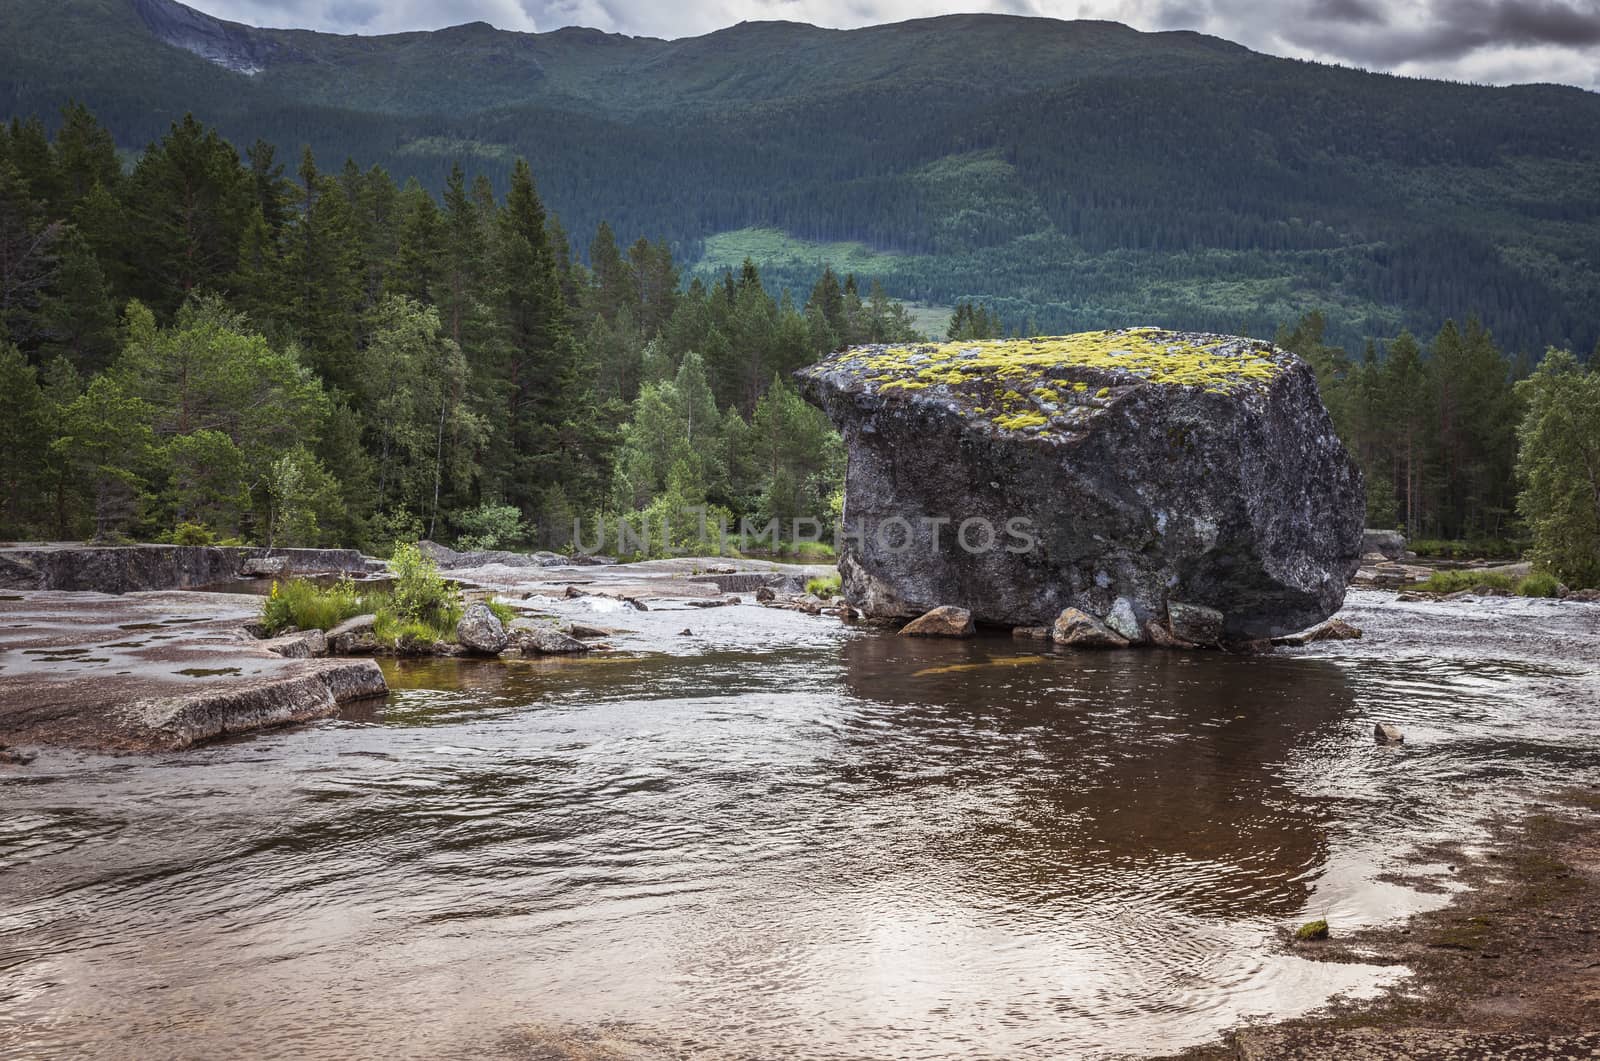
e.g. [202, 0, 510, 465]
[1516, 571, 1563, 598]
[487, 599, 517, 626]
[365, 511, 423, 558]
[373, 611, 452, 648]
[1408, 538, 1523, 560]
[1411, 569, 1518, 594]
[261, 576, 367, 635]
[387, 542, 460, 630]
[171, 521, 214, 546]
[453, 502, 527, 551]
[1412, 568, 1563, 598]
[805, 574, 841, 597]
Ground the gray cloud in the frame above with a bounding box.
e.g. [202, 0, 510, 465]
[183, 0, 1600, 89]
[1305, 0, 1386, 24]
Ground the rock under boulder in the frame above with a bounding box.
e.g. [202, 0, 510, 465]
[899, 605, 975, 637]
[456, 603, 508, 655]
[797, 329, 1365, 642]
[1052, 608, 1129, 649]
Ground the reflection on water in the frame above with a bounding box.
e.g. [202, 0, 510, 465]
[2, 628, 1599, 1060]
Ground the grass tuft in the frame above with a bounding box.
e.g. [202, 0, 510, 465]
[1296, 919, 1330, 941]
[805, 574, 842, 598]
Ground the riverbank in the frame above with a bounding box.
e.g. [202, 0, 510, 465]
[0, 552, 837, 754]
[1164, 788, 1600, 1060]
[4, 575, 1598, 1057]
[0, 590, 386, 751]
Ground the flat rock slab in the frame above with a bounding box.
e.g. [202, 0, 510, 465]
[1237, 1028, 1600, 1059]
[0, 590, 386, 752]
[0, 542, 372, 593]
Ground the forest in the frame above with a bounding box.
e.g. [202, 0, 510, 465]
[2, 106, 1597, 587]
[0, 107, 920, 557]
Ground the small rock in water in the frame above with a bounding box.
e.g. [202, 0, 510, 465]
[1051, 608, 1128, 649]
[1374, 722, 1405, 744]
[678, 628, 694, 637]
[1012, 625, 1052, 640]
[1144, 620, 1196, 650]
[900, 605, 976, 638]
[1167, 602, 1225, 647]
[456, 603, 509, 655]
[755, 586, 776, 602]
[1270, 618, 1363, 647]
[508, 619, 589, 655]
[563, 585, 586, 599]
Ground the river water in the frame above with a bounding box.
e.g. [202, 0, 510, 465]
[3, 592, 1599, 1059]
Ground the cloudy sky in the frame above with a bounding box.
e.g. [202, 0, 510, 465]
[183, 0, 1600, 90]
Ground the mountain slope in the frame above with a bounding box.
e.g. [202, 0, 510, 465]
[4, 0, 1599, 353]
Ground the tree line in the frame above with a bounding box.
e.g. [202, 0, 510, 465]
[1279, 311, 1599, 585]
[2, 104, 1596, 586]
[0, 106, 918, 553]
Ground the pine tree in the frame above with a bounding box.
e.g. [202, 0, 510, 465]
[122, 115, 253, 315]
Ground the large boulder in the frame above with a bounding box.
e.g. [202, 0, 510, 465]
[796, 329, 1365, 642]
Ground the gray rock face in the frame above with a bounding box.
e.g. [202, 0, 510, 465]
[0, 544, 369, 593]
[797, 329, 1365, 641]
[241, 556, 291, 578]
[455, 603, 508, 655]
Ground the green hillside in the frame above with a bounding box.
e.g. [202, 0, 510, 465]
[3, 0, 1599, 352]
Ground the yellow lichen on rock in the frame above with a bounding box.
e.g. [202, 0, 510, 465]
[844, 328, 1289, 435]
[859, 328, 1282, 391]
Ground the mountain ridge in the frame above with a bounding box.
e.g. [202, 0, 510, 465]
[4, 0, 1599, 354]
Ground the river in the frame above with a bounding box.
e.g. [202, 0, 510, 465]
[2, 591, 1598, 1059]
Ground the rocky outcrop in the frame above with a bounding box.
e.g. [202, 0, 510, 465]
[129, 0, 300, 75]
[797, 329, 1365, 642]
[126, 661, 387, 751]
[899, 605, 975, 637]
[0, 544, 371, 594]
